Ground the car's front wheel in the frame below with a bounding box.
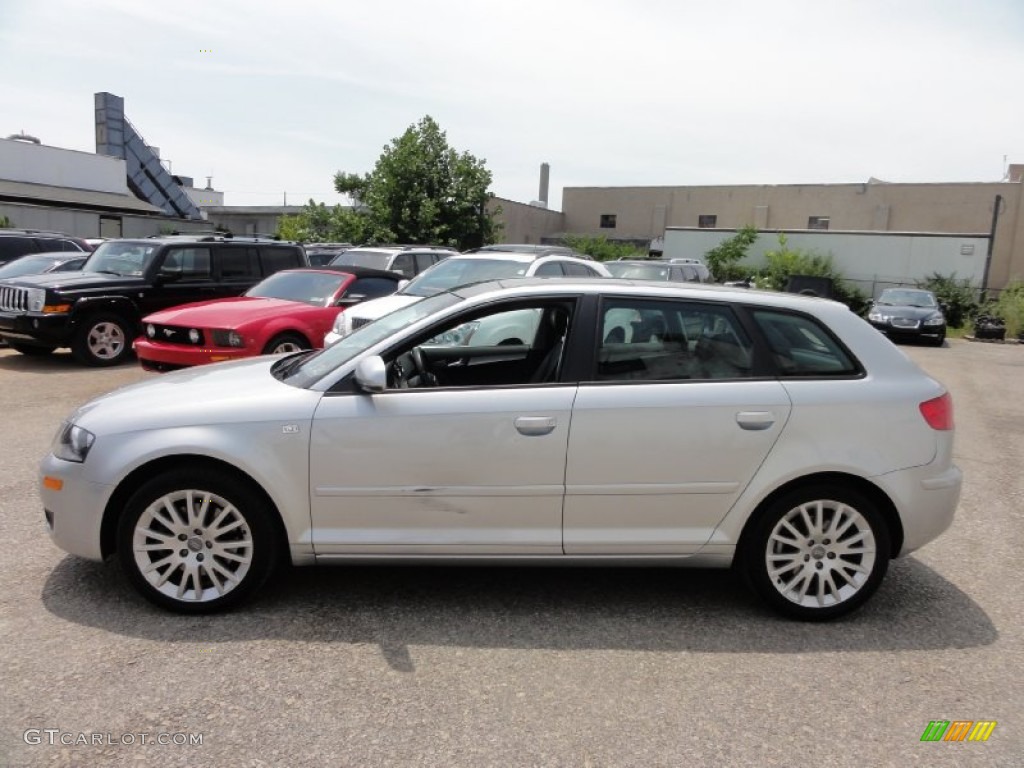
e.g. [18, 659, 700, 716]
[117, 468, 280, 613]
[72, 314, 133, 366]
[743, 485, 890, 621]
[262, 333, 310, 355]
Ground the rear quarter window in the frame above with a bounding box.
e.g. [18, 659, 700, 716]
[751, 310, 860, 376]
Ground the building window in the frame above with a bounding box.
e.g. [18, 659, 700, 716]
[698, 215, 717, 228]
[600, 214, 617, 229]
[808, 216, 830, 230]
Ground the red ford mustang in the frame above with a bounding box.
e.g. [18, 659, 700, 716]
[134, 267, 402, 371]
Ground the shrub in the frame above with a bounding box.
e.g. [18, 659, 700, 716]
[993, 281, 1024, 339]
[561, 234, 646, 262]
[703, 226, 758, 281]
[755, 233, 868, 313]
[916, 273, 978, 328]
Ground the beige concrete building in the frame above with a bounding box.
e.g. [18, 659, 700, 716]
[561, 168, 1024, 288]
[487, 197, 565, 245]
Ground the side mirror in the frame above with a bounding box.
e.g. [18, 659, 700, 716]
[335, 294, 366, 307]
[354, 356, 387, 393]
[397, 279, 410, 291]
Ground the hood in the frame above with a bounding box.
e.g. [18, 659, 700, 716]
[3, 270, 146, 292]
[68, 356, 323, 437]
[348, 293, 421, 321]
[144, 297, 320, 328]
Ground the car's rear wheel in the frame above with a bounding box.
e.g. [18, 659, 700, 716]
[743, 485, 890, 621]
[117, 468, 279, 613]
[262, 333, 310, 355]
[72, 314, 133, 366]
[9, 342, 56, 356]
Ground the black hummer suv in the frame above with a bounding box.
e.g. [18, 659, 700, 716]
[0, 236, 307, 366]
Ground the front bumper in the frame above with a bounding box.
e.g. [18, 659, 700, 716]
[134, 338, 252, 370]
[0, 311, 74, 346]
[869, 319, 946, 340]
[40, 453, 111, 561]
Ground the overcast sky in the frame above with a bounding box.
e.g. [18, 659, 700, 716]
[1, 0, 1022, 210]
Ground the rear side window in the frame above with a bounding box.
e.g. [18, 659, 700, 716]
[260, 246, 304, 275]
[534, 261, 565, 277]
[596, 298, 754, 381]
[217, 247, 260, 280]
[564, 262, 601, 277]
[0, 237, 37, 260]
[751, 310, 859, 376]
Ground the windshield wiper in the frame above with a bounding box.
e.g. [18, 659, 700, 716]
[272, 350, 316, 380]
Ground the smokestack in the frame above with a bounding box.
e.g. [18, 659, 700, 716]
[538, 162, 550, 206]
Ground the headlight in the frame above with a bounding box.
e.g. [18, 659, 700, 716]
[923, 313, 945, 327]
[867, 311, 885, 322]
[429, 321, 481, 346]
[331, 313, 350, 336]
[52, 422, 96, 463]
[210, 329, 245, 347]
[26, 288, 46, 312]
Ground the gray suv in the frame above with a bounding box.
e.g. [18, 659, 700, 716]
[328, 245, 456, 279]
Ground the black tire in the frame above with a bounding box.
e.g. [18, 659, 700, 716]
[262, 332, 310, 355]
[741, 484, 890, 621]
[116, 467, 280, 614]
[72, 313, 134, 366]
[9, 342, 56, 356]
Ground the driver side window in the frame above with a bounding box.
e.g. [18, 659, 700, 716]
[385, 301, 575, 390]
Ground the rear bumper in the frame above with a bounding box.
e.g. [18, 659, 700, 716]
[876, 462, 962, 555]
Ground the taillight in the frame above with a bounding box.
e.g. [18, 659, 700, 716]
[919, 392, 954, 430]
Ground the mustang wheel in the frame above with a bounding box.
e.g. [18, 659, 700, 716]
[263, 333, 310, 355]
[72, 314, 133, 366]
[117, 469, 279, 613]
[744, 485, 890, 621]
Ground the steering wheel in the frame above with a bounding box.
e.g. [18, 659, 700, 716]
[410, 346, 438, 387]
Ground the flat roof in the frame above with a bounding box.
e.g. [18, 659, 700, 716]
[0, 179, 163, 214]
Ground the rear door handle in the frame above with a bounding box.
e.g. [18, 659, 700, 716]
[736, 411, 775, 430]
[515, 416, 557, 436]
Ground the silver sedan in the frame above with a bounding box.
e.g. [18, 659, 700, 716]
[40, 279, 961, 620]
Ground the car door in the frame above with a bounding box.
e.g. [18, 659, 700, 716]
[308, 297, 581, 555]
[563, 296, 792, 554]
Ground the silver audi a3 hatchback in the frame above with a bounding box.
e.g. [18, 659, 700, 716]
[41, 279, 961, 620]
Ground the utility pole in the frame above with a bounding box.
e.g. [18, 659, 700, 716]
[980, 194, 1003, 301]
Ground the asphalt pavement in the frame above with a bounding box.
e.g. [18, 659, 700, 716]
[0, 340, 1020, 767]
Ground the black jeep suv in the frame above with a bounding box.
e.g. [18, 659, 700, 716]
[0, 236, 307, 365]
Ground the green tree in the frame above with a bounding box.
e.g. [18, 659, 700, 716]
[276, 200, 368, 244]
[0, 215, 13, 228]
[562, 234, 646, 261]
[335, 116, 499, 250]
[703, 226, 758, 281]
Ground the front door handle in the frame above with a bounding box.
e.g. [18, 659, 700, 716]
[736, 411, 775, 430]
[514, 416, 557, 436]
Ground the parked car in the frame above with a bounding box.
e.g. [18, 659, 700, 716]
[0, 229, 92, 267]
[40, 280, 960, 619]
[467, 244, 585, 258]
[0, 252, 87, 278]
[867, 288, 946, 346]
[606, 259, 711, 283]
[327, 245, 456, 279]
[325, 251, 611, 346]
[304, 243, 353, 267]
[134, 266, 403, 371]
[0, 235, 308, 365]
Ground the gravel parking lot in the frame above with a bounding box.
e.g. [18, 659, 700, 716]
[1, 340, 1021, 767]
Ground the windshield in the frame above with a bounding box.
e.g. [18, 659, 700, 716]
[246, 270, 347, 306]
[278, 292, 463, 387]
[877, 289, 937, 308]
[605, 262, 670, 280]
[402, 258, 529, 298]
[328, 249, 392, 269]
[83, 242, 157, 276]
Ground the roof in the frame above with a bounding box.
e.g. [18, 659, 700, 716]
[0, 179, 163, 214]
[293, 265, 405, 281]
